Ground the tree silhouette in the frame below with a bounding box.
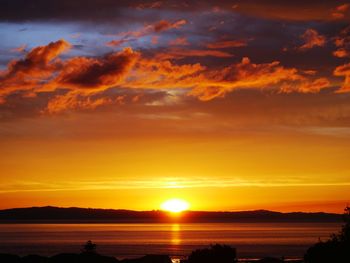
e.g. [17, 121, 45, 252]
[82, 240, 97, 254]
[333, 206, 350, 243]
[304, 206, 350, 263]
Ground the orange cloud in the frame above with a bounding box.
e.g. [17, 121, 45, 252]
[331, 3, 350, 19]
[333, 49, 349, 58]
[189, 57, 304, 100]
[46, 90, 125, 114]
[7, 39, 70, 77]
[153, 19, 187, 32]
[0, 39, 70, 98]
[188, 57, 330, 100]
[206, 39, 247, 49]
[280, 78, 330, 94]
[298, 29, 326, 51]
[334, 62, 350, 93]
[128, 58, 206, 89]
[45, 88, 169, 114]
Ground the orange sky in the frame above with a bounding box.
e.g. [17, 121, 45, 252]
[1, 0, 350, 213]
[1, 111, 349, 213]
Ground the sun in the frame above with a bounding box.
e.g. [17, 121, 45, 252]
[161, 198, 190, 213]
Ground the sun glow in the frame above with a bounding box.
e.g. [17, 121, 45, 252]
[161, 198, 190, 213]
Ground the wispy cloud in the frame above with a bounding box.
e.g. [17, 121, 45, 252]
[2, 177, 350, 193]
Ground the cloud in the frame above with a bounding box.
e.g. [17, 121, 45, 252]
[331, 3, 350, 19]
[334, 62, 350, 93]
[230, 0, 347, 21]
[107, 19, 187, 47]
[46, 90, 123, 114]
[135, 1, 163, 10]
[0, 40, 138, 104]
[333, 49, 350, 58]
[0, 40, 70, 98]
[0, 40, 333, 114]
[128, 57, 206, 89]
[50, 47, 139, 90]
[153, 19, 187, 32]
[0, 0, 133, 22]
[298, 29, 326, 51]
[280, 78, 331, 94]
[333, 26, 350, 58]
[154, 48, 234, 60]
[206, 39, 248, 49]
[189, 57, 329, 100]
[10, 44, 27, 53]
[45, 88, 171, 114]
[5, 40, 70, 77]
[169, 37, 189, 46]
[106, 39, 132, 47]
[0, 0, 347, 22]
[117, 19, 187, 39]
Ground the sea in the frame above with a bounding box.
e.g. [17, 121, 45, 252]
[0, 222, 341, 262]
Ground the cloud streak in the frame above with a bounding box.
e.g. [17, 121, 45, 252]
[2, 177, 350, 193]
[106, 19, 187, 47]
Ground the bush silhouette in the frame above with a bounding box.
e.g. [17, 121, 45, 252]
[187, 244, 237, 263]
[304, 206, 350, 263]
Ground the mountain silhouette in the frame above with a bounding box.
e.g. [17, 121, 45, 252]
[0, 206, 342, 223]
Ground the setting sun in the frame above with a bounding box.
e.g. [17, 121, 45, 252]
[161, 199, 190, 213]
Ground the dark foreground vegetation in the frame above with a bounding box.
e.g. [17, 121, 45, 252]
[304, 206, 350, 263]
[0, 207, 349, 263]
[0, 243, 294, 263]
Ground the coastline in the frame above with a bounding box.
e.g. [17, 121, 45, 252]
[0, 252, 304, 263]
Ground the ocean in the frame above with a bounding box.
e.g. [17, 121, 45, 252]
[0, 222, 341, 261]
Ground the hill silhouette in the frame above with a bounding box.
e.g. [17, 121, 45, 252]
[0, 206, 341, 223]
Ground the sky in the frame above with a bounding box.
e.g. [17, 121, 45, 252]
[1, 0, 350, 213]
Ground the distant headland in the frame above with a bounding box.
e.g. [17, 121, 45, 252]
[0, 206, 342, 223]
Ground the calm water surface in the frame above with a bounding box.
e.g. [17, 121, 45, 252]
[0, 222, 341, 260]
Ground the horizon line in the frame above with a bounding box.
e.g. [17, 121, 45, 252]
[0, 205, 345, 215]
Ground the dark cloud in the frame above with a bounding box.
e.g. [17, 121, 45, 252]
[232, 0, 349, 21]
[53, 48, 139, 89]
[0, 0, 347, 22]
[0, 0, 127, 22]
